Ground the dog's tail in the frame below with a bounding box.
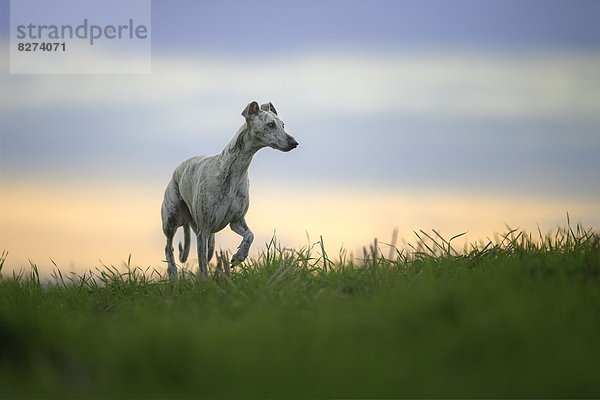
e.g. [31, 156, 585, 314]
[178, 223, 191, 263]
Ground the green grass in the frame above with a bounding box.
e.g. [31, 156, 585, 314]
[1, 224, 599, 398]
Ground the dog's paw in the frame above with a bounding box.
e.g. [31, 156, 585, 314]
[230, 251, 246, 266]
[167, 265, 178, 280]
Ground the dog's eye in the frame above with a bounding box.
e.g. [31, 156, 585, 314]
[267, 122, 276, 129]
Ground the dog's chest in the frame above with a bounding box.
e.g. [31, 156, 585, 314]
[206, 177, 249, 231]
[224, 177, 249, 210]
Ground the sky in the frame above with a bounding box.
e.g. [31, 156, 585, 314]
[1, 0, 599, 276]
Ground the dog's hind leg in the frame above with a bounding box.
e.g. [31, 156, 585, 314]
[230, 218, 254, 265]
[163, 224, 178, 279]
[161, 179, 188, 279]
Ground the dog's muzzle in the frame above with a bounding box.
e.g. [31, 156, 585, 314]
[284, 136, 299, 152]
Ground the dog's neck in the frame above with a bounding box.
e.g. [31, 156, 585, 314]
[218, 122, 263, 177]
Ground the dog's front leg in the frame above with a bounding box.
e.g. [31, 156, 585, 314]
[230, 218, 254, 265]
[196, 231, 210, 278]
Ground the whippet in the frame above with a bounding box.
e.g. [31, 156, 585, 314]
[161, 101, 298, 279]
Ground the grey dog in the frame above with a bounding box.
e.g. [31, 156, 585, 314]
[161, 101, 298, 279]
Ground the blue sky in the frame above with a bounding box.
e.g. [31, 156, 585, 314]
[149, 0, 600, 51]
[2, 0, 599, 194]
[5, 0, 600, 52]
[1, 0, 599, 272]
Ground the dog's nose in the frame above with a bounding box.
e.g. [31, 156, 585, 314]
[289, 137, 299, 148]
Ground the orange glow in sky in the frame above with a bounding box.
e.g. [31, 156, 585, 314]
[1, 179, 597, 277]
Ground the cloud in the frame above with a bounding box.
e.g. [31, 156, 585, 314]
[2, 47, 599, 197]
[3, 48, 600, 124]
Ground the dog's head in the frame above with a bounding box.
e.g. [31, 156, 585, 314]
[241, 101, 298, 152]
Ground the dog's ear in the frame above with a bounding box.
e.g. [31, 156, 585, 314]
[241, 101, 260, 119]
[260, 102, 278, 115]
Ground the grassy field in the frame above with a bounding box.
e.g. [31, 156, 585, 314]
[1, 224, 599, 398]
